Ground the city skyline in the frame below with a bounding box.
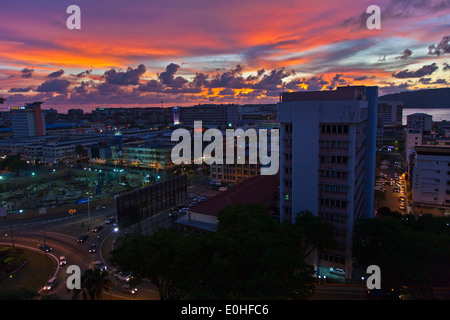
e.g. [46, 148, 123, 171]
[1, 0, 449, 112]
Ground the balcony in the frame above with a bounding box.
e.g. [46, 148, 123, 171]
[319, 148, 349, 156]
[319, 162, 348, 170]
[320, 133, 349, 140]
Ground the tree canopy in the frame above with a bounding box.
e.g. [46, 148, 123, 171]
[353, 213, 450, 299]
[110, 203, 334, 300]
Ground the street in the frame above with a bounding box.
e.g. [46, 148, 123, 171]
[0, 204, 160, 300]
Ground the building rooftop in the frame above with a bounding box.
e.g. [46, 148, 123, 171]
[407, 113, 432, 117]
[188, 174, 279, 217]
[415, 146, 450, 155]
[280, 86, 372, 102]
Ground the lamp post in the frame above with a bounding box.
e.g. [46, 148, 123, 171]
[87, 192, 91, 231]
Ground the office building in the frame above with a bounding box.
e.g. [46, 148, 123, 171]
[277, 85, 378, 279]
[412, 146, 450, 208]
[377, 101, 403, 125]
[10, 102, 46, 138]
[407, 113, 432, 134]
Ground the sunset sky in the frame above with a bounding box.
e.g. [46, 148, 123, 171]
[0, 0, 449, 112]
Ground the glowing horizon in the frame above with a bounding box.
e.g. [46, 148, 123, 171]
[1, 0, 449, 111]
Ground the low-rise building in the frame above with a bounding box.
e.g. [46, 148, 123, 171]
[176, 175, 279, 235]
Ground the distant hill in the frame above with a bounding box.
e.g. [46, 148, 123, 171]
[379, 88, 450, 108]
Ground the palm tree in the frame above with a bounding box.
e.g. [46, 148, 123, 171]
[72, 268, 112, 300]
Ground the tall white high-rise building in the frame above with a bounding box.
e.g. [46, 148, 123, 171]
[277, 86, 378, 279]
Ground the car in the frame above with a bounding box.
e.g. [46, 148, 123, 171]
[121, 284, 138, 294]
[399, 204, 405, 210]
[398, 196, 405, 201]
[219, 187, 228, 191]
[114, 271, 133, 282]
[329, 267, 345, 277]
[43, 277, 58, 291]
[393, 187, 400, 192]
[59, 256, 67, 266]
[92, 225, 103, 232]
[105, 217, 116, 224]
[93, 261, 108, 272]
[78, 234, 88, 242]
[89, 243, 96, 253]
[95, 205, 106, 210]
[39, 244, 52, 252]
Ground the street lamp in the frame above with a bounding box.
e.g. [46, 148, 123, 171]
[86, 192, 91, 231]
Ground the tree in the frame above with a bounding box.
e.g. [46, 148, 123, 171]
[110, 204, 335, 300]
[73, 268, 112, 300]
[192, 204, 316, 299]
[293, 210, 335, 261]
[0, 288, 38, 300]
[376, 206, 402, 220]
[110, 229, 199, 300]
[353, 215, 450, 299]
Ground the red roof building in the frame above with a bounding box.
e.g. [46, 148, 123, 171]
[176, 175, 279, 235]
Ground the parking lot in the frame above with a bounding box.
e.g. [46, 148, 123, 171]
[375, 158, 408, 214]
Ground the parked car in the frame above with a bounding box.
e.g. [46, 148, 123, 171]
[329, 267, 345, 277]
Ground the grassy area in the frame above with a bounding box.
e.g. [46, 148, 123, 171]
[0, 246, 55, 292]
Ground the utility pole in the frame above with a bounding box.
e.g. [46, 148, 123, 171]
[10, 217, 15, 250]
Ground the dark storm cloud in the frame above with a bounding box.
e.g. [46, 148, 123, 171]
[303, 75, 328, 91]
[47, 69, 65, 78]
[246, 69, 265, 81]
[419, 77, 448, 85]
[158, 63, 188, 88]
[36, 78, 71, 93]
[392, 63, 438, 78]
[8, 87, 33, 93]
[20, 68, 34, 78]
[353, 75, 375, 81]
[327, 73, 348, 90]
[137, 79, 165, 92]
[206, 65, 246, 89]
[395, 49, 413, 60]
[428, 35, 450, 56]
[103, 64, 146, 85]
[76, 69, 92, 78]
[379, 81, 412, 95]
[191, 72, 208, 88]
[252, 68, 294, 91]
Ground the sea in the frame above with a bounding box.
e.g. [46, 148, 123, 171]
[402, 108, 450, 125]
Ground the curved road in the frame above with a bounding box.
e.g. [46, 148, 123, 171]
[0, 205, 159, 300]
